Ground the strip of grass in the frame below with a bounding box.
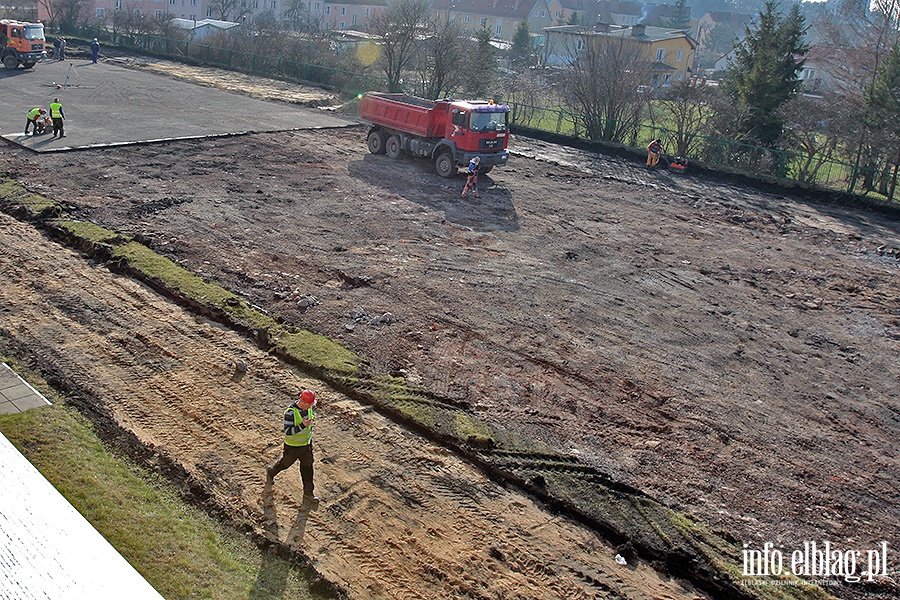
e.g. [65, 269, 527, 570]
[0, 371, 332, 600]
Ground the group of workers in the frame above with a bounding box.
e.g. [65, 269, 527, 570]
[24, 99, 65, 138]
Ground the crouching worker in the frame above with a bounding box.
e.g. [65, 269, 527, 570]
[267, 389, 319, 505]
[24, 108, 46, 135]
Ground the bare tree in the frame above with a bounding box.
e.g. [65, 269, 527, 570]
[282, 0, 323, 34]
[411, 16, 467, 99]
[561, 29, 653, 142]
[369, 0, 430, 92]
[49, 0, 92, 31]
[777, 94, 842, 183]
[207, 0, 251, 23]
[653, 79, 717, 156]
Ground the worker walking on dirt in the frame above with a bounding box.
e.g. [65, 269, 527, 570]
[90, 38, 100, 63]
[647, 139, 663, 167]
[267, 389, 319, 504]
[49, 98, 65, 138]
[461, 156, 480, 198]
[24, 108, 46, 135]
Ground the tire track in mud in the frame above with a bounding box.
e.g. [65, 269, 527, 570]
[0, 213, 709, 599]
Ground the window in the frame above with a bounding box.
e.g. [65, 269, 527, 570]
[352, 14, 356, 23]
[314, 2, 320, 10]
[115, 0, 121, 9]
[206, 5, 212, 16]
[555, 10, 560, 18]
[340, 6, 345, 14]
[190, 0, 195, 5]
[155, 9, 163, 16]
[339, 20, 345, 28]
[655, 47, 665, 61]
[539, 9, 545, 16]
[325, 6, 330, 14]
[678, 72, 684, 80]
[663, 73, 672, 84]
[480, 17, 485, 25]
[464, 15, 469, 22]
[365, 7, 370, 15]
[495, 23, 501, 36]
[133, 8, 142, 16]
[169, 0, 175, 5]
[271, 0, 276, 8]
[676, 48, 683, 62]
[96, 7, 106, 17]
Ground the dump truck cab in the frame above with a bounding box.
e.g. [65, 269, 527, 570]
[1, 19, 46, 70]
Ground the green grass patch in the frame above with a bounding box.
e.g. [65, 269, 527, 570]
[0, 181, 60, 214]
[55, 219, 124, 245]
[272, 329, 359, 375]
[0, 403, 333, 600]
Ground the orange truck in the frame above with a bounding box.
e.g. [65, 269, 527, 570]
[359, 92, 510, 177]
[1, 19, 46, 70]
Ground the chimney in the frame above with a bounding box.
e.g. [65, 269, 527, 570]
[631, 24, 646, 37]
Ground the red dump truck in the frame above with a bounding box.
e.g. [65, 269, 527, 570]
[359, 92, 510, 177]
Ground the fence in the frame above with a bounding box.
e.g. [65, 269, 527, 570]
[508, 102, 888, 200]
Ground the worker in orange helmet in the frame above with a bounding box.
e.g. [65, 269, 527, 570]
[267, 389, 319, 504]
[461, 156, 481, 198]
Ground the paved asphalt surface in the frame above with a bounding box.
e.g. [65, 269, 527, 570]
[0, 58, 351, 151]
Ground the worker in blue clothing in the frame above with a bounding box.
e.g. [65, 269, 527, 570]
[90, 38, 100, 63]
[267, 389, 319, 504]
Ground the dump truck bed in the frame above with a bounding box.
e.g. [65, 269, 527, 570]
[358, 93, 439, 138]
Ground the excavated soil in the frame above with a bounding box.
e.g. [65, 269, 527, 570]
[1, 61, 898, 599]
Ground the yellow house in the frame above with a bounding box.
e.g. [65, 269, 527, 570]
[543, 23, 697, 86]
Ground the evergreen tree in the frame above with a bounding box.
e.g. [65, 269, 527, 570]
[510, 21, 533, 66]
[467, 27, 497, 97]
[864, 41, 900, 199]
[723, 0, 808, 146]
[668, 0, 691, 31]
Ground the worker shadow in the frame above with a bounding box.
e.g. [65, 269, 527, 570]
[349, 157, 520, 233]
[248, 508, 316, 600]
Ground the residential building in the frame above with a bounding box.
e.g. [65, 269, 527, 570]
[43, 0, 386, 32]
[305, 0, 387, 31]
[694, 10, 752, 67]
[543, 22, 697, 86]
[431, 0, 565, 44]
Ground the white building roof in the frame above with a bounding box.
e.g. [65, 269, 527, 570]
[0, 431, 166, 600]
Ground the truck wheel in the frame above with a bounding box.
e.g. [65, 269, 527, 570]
[3, 55, 19, 70]
[23, 62, 35, 69]
[367, 130, 386, 155]
[435, 152, 456, 178]
[479, 165, 493, 175]
[386, 135, 404, 159]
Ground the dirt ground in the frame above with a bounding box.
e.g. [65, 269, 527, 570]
[1, 59, 898, 599]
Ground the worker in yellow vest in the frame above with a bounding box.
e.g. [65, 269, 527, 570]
[49, 98, 66, 139]
[267, 389, 319, 504]
[24, 107, 46, 135]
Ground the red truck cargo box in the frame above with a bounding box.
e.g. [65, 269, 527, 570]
[358, 93, 439, 138]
